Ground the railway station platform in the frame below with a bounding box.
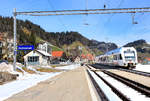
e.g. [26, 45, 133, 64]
[5, 67, 100, 101]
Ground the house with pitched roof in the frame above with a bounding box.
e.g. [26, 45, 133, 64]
[143, 57, 150, 64]
[24, 50, 51, 66]
[24, 42, 52, 67]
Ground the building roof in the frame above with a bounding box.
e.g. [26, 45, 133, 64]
[145, 58, 150, 61]
[52, 51, 64, 58]
[37, 50, 52, 56]
[81, 53, 94, 60]
[0, 35, 3, 41]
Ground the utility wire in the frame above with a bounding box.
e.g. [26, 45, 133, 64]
[105, 0, 125, 25]
[84, 0, 89, 25]
[47, 0, 68, 31]
[20, 10, 150, 16]
[16, 7, 150, 15]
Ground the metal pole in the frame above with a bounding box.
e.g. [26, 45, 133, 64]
[13, 8, 17, 71]
[105, 37, 108, 53]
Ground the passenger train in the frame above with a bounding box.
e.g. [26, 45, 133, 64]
[97, 47, 138, 69]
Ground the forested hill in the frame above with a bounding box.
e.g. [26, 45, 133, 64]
[0, 16, 117, 55]
[124, 39, 150, 60]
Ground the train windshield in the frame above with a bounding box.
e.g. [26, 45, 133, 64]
[124, 51, 135, 61]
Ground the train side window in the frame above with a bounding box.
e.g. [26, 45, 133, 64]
[113, 55, 117, 60]
[113, 55, 115, 60]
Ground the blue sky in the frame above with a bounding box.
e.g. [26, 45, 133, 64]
[0, 0, 150, 46]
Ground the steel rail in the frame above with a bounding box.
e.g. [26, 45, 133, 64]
[118, 68, 150, 77]
[92, 71, 131, 101]
[89, 64, 150, 97]
[102, 70, 150, 97]
[92, 64, 150, 77]
[87, 70, 109, 101]
[87, 65, 131, 101]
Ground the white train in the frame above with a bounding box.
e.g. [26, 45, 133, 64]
[98, 47, 138, 69]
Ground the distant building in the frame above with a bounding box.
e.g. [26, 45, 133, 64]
[81, 53, 95, 62]
[143, 58, 150, 64]
[24, 50, 52, 66]
[37, 42, 52, 54]
[0, 32, 14, 60]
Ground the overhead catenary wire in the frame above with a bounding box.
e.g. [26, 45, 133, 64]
[47, 0, 68, 31]
[18, 10, 150, 16]
[16, 7, 150, 15]
[132, 13, 138, 24]
[84, 0, 89, 25]
[105, 0, 125, 25]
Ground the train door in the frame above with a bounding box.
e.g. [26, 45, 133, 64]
[117, 54, 124, 66]
[113, 54, 118, 66]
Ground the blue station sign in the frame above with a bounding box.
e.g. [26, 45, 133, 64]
[17, 45, 34, 50]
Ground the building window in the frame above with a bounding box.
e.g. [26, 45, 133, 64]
[28, 56, 39, 62]
[0, 48, 2, 54]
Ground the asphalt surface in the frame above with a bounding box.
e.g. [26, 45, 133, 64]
[5, 67, 92, 101]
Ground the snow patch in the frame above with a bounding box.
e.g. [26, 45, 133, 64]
[55, 64, 80, 70]
[0, 63, 14, 73]
[88, 69, 122, 101]
[135, 64, 150, 73]
[96, 71, 150, 101]
[0, 72, 61, 101]
[0, 64, 80, 101]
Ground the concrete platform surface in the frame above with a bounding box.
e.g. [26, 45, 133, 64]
[5, 67, 93, 101]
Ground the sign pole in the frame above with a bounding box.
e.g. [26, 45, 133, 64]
[13, 8, 17, 71]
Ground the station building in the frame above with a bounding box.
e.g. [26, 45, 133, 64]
[23, 42, 52, 67]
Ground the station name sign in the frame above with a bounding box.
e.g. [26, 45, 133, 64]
[18, 45, 34, 50]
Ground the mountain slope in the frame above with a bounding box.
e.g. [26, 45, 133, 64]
[0, 16, 117, 56]
[124, 39, 150, 61]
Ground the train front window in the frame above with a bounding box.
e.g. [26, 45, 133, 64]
[124, 51, 135, 61]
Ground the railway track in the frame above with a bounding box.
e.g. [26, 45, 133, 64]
[118, 68, 150, 77]
[86, 70, 109, 101]
[102, 70, 150, 97]
[87, 68, 130, 101]
[92, 64, 150, 77]
[87, 65, 150, 98]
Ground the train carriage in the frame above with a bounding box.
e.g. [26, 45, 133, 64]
[98, 47, 138, 69]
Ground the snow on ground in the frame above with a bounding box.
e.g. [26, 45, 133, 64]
[0, 63, 14, 73]
[88, 69, 122, 101]
[96, 71, 150, 101]
[55, 63, 80, 70]
[0, 63, 80, 101]
[0, 72, 61, 101]
[135, 64, 150, 73]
